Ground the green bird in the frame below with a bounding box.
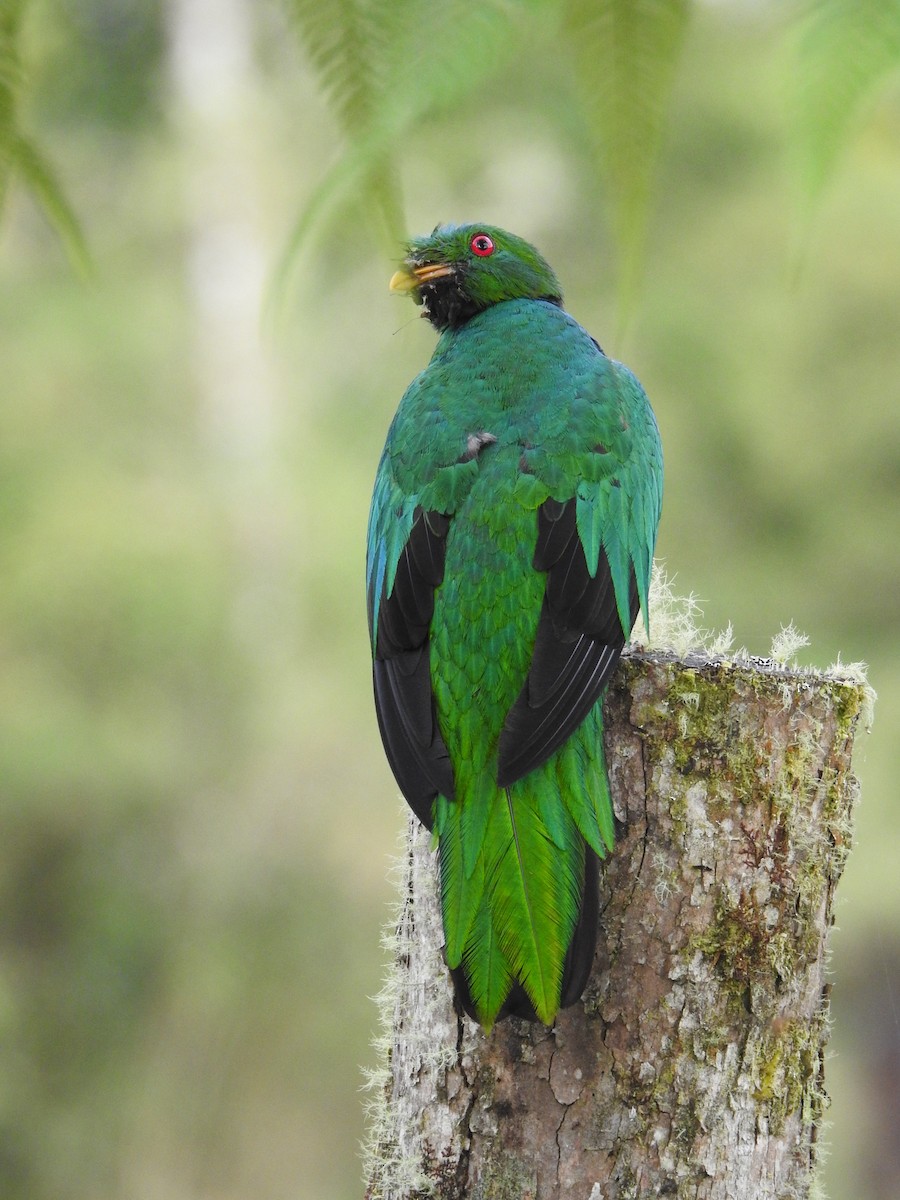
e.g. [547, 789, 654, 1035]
[367, 224, 662, 1030]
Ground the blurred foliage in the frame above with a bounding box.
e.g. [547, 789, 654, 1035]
[562, 0, 691, 327]
[278, 0, 695, 313]
[792, 0, 900, 205]
[0, 2, 899, 1200]
[0, 0, 89, 273]
[283, 0, 900, 321]
[274, 0, 532, 307]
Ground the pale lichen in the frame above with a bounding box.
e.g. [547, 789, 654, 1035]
[362, 820, 446, 1199]
[631, 562, 734, 657]
[771, 622, 812, 665]
[638, 563, 875, 733]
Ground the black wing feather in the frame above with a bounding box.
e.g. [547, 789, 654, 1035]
[532, 495, 575, 569]
[372, 508, 455, 825]
[497, 497, 639, 787]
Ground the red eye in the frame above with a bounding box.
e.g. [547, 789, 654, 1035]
[470, 233, 495, 257]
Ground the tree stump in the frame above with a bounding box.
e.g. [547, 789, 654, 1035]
[364, 649, 870, 1200]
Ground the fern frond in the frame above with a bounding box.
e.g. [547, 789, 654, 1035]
[286, 0, 381, 132]
[561, 0, 691, 329]
[0, 0, 28, 213]
[791, 0, 900, 207]
[382, 0, 529, 118]
[283, 0, 692, 316]
[285, 0, 407, 242]
[279, 0, 528, 301]
[0, 1, 89, 273]
[10, 134, 90, 276]
[266, 136, 403, 330]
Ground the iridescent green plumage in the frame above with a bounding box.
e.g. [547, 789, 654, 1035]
[367, 224, 662, 1029]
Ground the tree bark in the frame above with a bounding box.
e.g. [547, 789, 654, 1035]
[364, 649, 869, 1200]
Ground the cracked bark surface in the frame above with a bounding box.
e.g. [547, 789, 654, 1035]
[364, 649, 868, 1200]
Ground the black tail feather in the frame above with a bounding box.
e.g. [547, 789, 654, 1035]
[560, 847, 599, 1008]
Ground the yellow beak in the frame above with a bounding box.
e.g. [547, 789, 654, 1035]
[389, 263, 454, 293]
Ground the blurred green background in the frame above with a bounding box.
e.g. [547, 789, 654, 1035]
[1, 1, 898, 1198]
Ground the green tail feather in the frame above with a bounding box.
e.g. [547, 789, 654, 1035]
[556, 740, 605, 858]
[585, 738, 616, 854]
[439, 713, 609, 1025]
[439, 800, 485, 968]
[441, 772, 580, 1027]
[487, 782, 582, 1024]
[460, 769, 495, 877]
[462, 901, 513, 1031]
[558, 723, 615, 857]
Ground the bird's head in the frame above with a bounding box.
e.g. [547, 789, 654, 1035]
[389, 223, 563, 332]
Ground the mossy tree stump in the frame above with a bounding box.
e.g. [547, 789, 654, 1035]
[364, 649, 869, 1200]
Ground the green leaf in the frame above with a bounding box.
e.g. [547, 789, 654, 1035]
[791, 0, 900, 210]
[278, 0, 534, 302]
[281, 0, 691, 321]
[283, 0, 405, 242]
[561, 0, 691, 328]
[0, 1, 28, 214]
[0, 2, 90, 275]
[10, 134, 91, 278]
[286, 0, 384, 133]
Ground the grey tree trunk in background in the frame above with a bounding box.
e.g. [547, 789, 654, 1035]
[168, 0, 278, 462]
[167, 0, 292, 664]
[364, 649, 869, 1200]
